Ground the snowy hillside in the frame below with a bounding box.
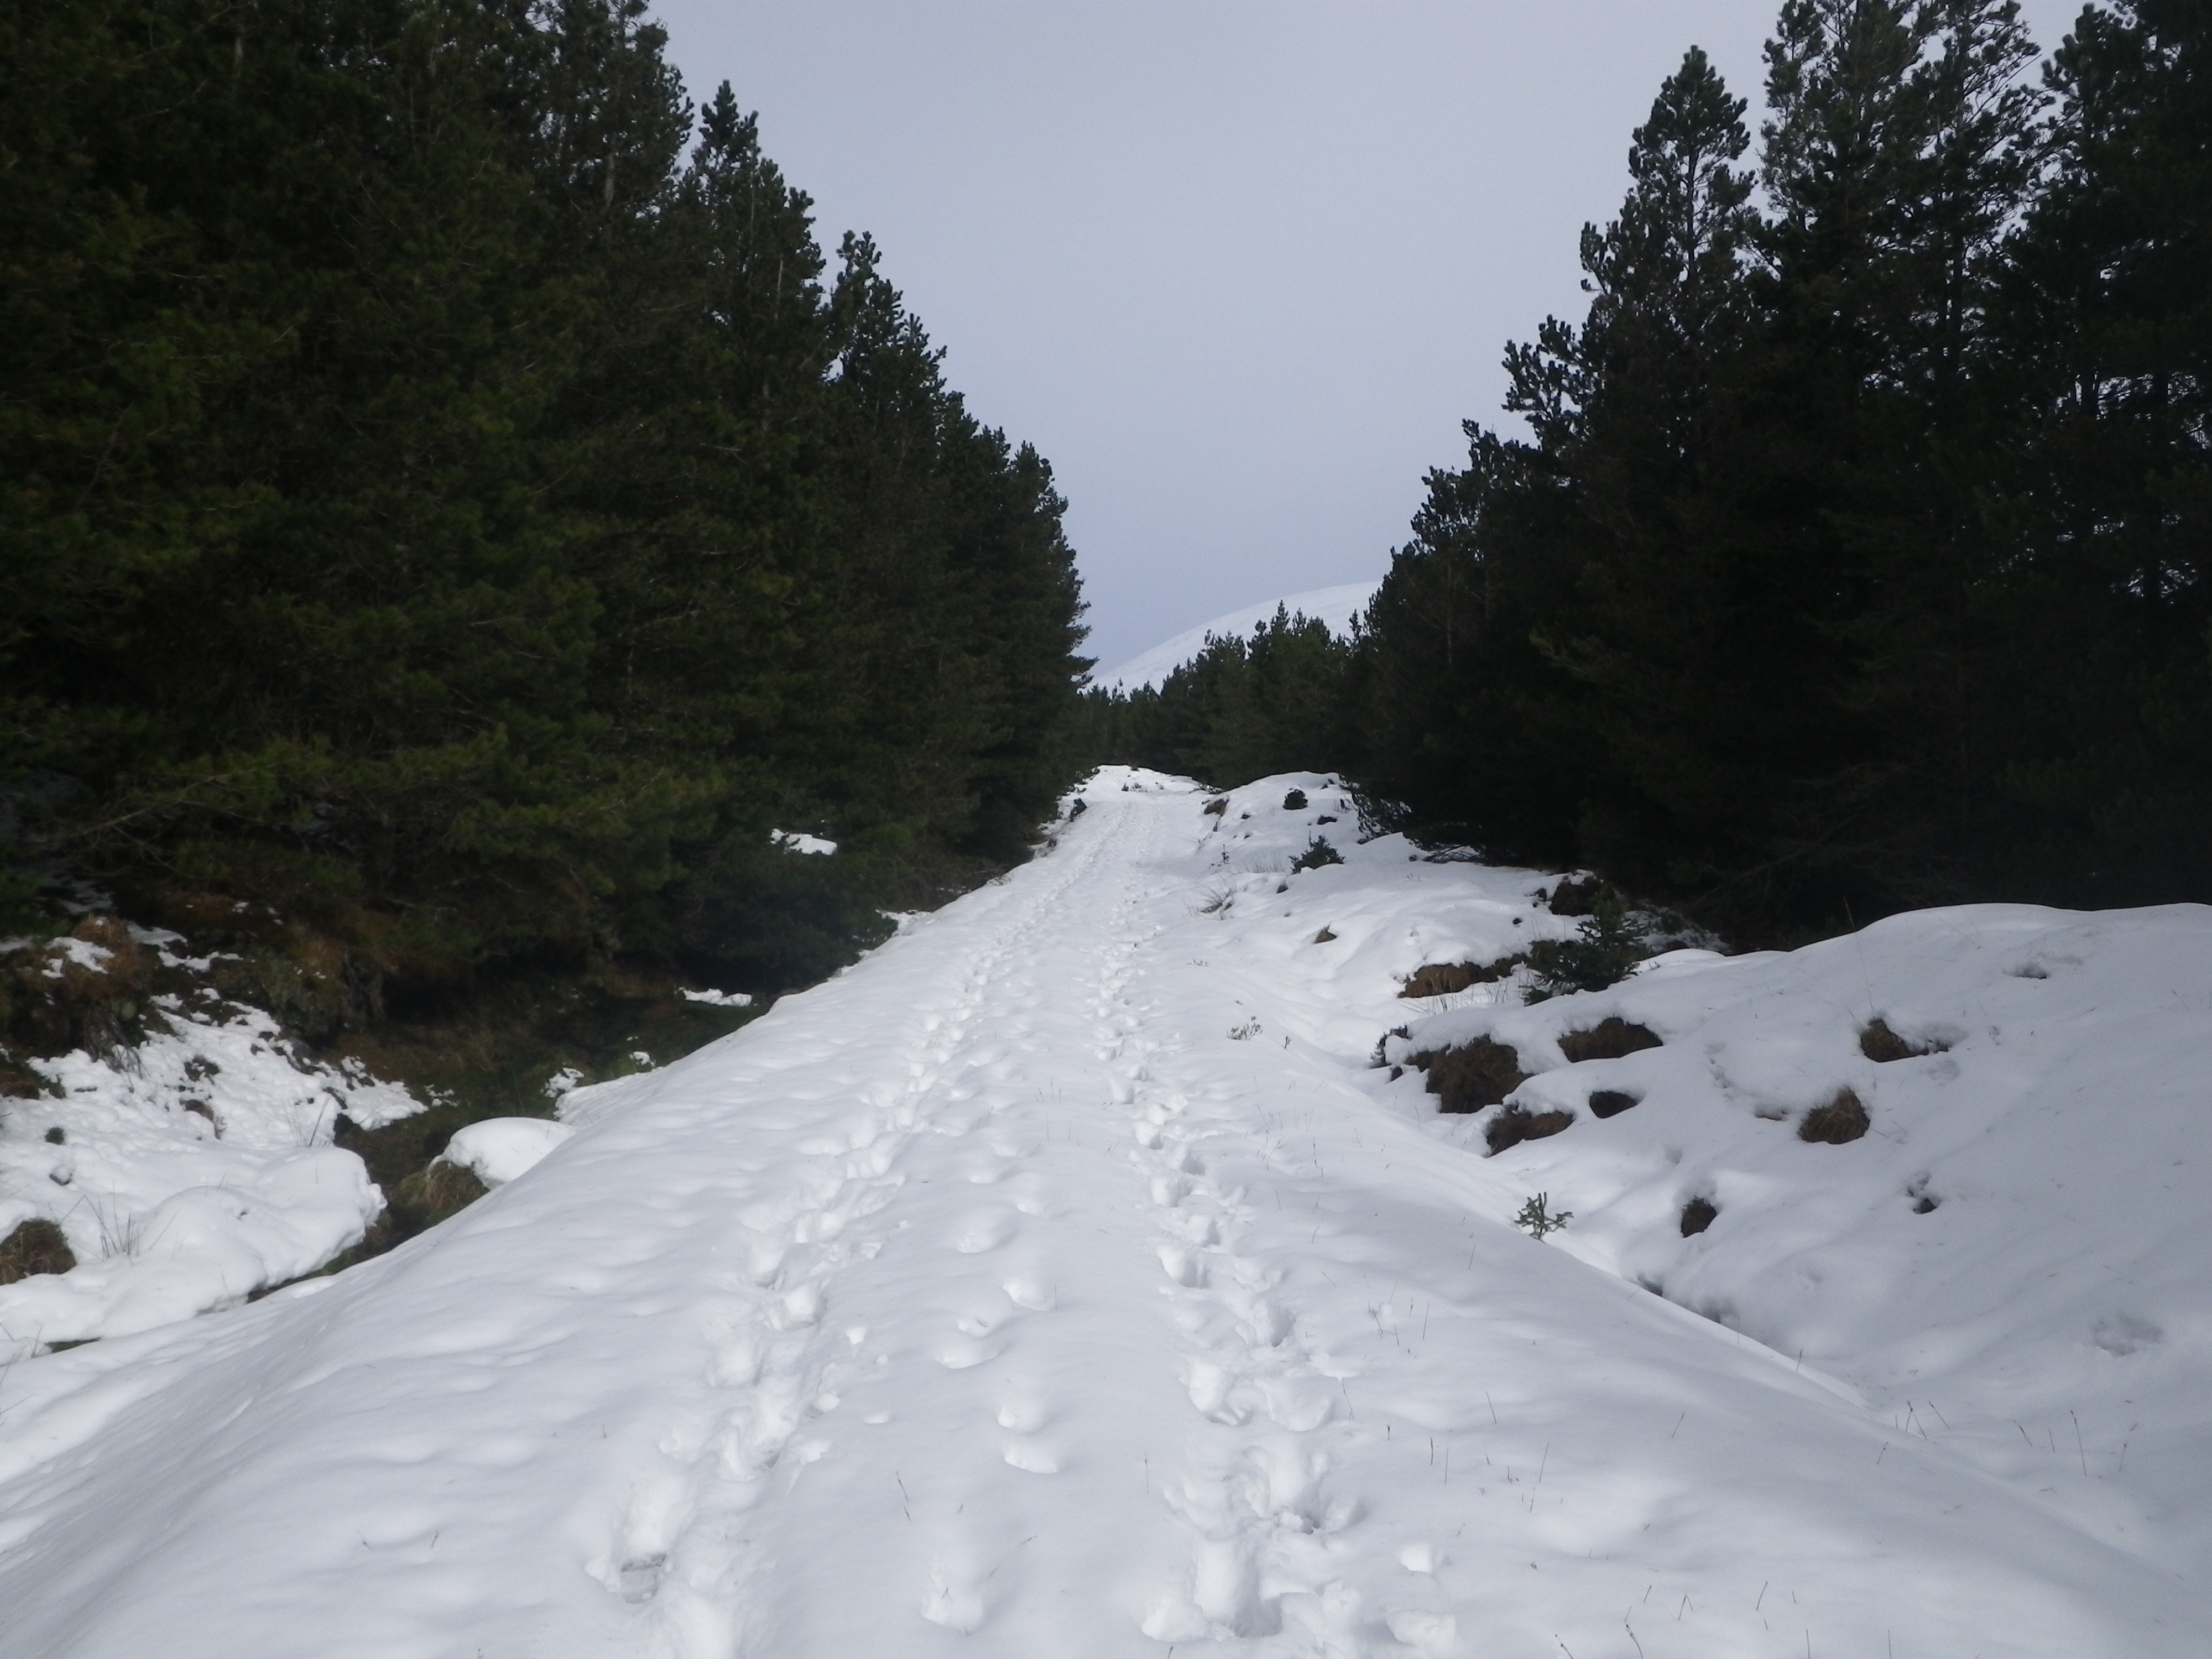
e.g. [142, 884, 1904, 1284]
[1097, 581, 1379, 692]
[0, 770, 2204, 1656]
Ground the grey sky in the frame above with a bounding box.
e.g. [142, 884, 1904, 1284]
[647, 1, 2084, 670]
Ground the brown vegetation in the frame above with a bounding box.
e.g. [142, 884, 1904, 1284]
[0, 1218, 76, 1284]
[1398, 956, 1524, 998]
[1486, 1105, 1575, 1154]
[1860, 1018, 1946, 1062]
[1547, 877, 1614, 917]
[1799, 1087, 1870, 1144]
[1410, 1037, 1527, 1114]
[1557, 1017, 1663, 1063]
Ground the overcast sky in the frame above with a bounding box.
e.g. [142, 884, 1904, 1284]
[646, 1, 2083, 670]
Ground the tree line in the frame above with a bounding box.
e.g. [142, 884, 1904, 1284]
[1084, 0, 2209, 941]
[2, 0, 1089, 1009]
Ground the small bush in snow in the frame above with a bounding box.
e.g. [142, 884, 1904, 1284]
[1282, 789, 1308, 810]
[1525, 899, 1648, 1001]
[1291, 837, 1343, 873]
[1515, 1193, 1572, 1239]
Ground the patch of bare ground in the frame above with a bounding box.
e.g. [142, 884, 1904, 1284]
[1486, 1105, 1575, 1154]
[1557, 1017, 1663, 1063]
[1399, 956, 1524, 998]
[1409, 1037, 1527, 1114]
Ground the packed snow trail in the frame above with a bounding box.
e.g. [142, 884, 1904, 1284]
[0, 771, 2200, 1657]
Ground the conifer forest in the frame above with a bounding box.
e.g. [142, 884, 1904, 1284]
[6, 0, 2209, 1005]
[4, 0, 1091, 1021]
[1088, 0, 2210, 941]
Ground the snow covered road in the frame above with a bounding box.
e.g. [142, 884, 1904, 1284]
[0, 770, 2201, 1657]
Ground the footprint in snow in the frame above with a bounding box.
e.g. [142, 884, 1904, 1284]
[946, 1207, 1018, 1254]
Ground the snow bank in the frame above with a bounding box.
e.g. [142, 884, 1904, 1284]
[442, 1117, 574, 1187]
[1385, 898, 2212, 1571]
[1, 941, 417, 1354]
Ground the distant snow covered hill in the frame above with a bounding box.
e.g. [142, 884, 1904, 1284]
[0, 771, 2205, 1656]
[1095, 580, 1379, 692]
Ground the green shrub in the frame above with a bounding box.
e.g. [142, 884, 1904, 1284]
[1525, 898, 1648, 1000]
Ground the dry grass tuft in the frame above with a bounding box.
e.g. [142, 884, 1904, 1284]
[1860, 1018, 1945, 1062]
[1557, 1017, 1663, 1063]
[1799, 1087, 1870, 1144]
[1410, 1037, 1527, 1114]
[1398, 956, 1523, 998]
[405, 1159, 490, 1214]
[1486, 1105, 1575, 1154]
[0, 1217, 76, 1284]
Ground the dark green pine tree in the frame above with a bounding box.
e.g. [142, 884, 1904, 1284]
[1673, 0, 2044, 924]
[1517, 45, 1771, 898]
[1351, 46, 1765, 879]
[3, 2, 1091, 1004]
[1768, 1, 2045, 911]
[1989, 0, 2212, 902]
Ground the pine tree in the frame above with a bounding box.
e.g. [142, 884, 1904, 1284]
[3, 0, 1090, 1004]
[1989, 0, 2212, 901]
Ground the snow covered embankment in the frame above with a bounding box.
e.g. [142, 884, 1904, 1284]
[0, 922, 418, 1353]
[1389, 898, 2212, 1578]
[0, 770, 2204, 1658]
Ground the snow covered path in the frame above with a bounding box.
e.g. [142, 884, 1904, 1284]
[0, 771, 2200, 1657]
